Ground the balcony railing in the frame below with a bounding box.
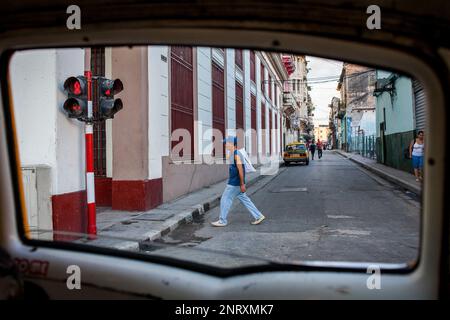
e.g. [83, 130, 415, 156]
[282, 92, 294, 106]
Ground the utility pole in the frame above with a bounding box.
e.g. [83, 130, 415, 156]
[85, 70, 96, 236]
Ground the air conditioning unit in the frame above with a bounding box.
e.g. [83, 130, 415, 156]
[21, 165, 53, 240]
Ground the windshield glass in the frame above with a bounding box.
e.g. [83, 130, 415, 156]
[9, 46, 424, 271]
[287, 145, 306, 151]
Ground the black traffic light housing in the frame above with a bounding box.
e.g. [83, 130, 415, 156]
[98, 77, 124, 120]
[63, 76, 88, 120]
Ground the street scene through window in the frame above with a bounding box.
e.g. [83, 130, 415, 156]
[9, 46, 424, 270]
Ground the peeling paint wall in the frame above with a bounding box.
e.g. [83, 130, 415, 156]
[339, 63, 376, 147]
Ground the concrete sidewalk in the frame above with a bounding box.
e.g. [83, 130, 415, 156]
[81, 165, 280, 251]
[334, 150, 422, 195]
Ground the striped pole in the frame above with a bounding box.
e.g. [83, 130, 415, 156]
[85, 70, 97, 236]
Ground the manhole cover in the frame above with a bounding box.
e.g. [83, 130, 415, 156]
[133, 212, 174, 221]
[273, 187, 308, 193]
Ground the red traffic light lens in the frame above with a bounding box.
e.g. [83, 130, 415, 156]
[63, 98, 84, 117]
[71, 104, 81, 112]
[64, 77, 84, 96]
[72, 81, 81, 95]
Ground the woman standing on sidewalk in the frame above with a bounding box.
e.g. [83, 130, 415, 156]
[409, 130, 425, 182]
[211, 136, 265, 227]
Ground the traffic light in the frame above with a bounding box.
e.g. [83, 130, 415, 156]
[63, 76, 88, 120]
[98, 77, 124, 120]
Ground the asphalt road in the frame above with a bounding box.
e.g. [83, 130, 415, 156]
[142, 151, 421, 268]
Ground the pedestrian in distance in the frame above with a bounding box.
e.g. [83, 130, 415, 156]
[409, 130, 425, 182]
[317, 139, 323, 159]
[211, 136, 266, 227]
[309, 140, 316, 160]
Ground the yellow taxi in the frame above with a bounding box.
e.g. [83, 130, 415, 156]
[283, 142, 310, 166]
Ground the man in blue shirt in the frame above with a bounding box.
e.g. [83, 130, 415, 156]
[211, 136, 265, 227]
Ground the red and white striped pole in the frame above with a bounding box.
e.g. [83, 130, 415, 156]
[85, 70, 97, 236]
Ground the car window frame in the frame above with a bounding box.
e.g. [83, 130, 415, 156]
[0, 28, 447, 284]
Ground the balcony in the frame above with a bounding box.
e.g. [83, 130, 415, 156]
[282, 92, 296, 115]
[281, 55, 295, 75]
[283, 92, 294, 105]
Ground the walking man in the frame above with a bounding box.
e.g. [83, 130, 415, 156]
[309, 140, 316, 160]
[211, 136, 266, 227]
[317, 139, 323, 159]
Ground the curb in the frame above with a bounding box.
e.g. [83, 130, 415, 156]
[114, 171, 268, 251]
[334, 150, 421, 196]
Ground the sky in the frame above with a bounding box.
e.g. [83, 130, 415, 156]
[306, 56, 343, 126]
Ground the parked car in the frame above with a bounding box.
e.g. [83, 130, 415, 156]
[283, 142, 309, 165]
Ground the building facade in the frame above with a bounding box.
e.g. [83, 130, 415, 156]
[10, 46, 295, 237]
[337, 63, 376, 151]
[314, 125, 330, 144]
[374, 70, 424, 173]
[328, 96, 341, 149]
[280, 55, 312, 146]
[289, 56, 310, 138]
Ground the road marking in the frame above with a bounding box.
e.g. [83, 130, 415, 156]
[327, 215, 354, 219]
[331, 229, 371, 236]
[273, 187, 308, 193]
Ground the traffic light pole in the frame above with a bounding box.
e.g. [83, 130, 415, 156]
[63, 68, 123, 237]
[85, 70, 97, 236]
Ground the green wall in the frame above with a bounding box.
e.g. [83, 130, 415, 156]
[376, 130, 415, 173]
[375, 71, 416, 173]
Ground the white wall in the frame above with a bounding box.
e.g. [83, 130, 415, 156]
[148, 46, 169, 180]
[263, 104, 269, 156]
[277, 112, 281, 155]
[263, 56, 282, 157]
[225, 49, 236, 136]
[11, 48, 85, 195]
[261, 60, 270, 156]
[196, 47, 213, 155]
[255, 55, 262, 154]
[160, 48, 170, 157]
[271, 108, 277, 154]
[243, 50, 252, 153]
[54, 49, 86, 194]
[11, 50, 58, 169]
[359, 110, 376, 136]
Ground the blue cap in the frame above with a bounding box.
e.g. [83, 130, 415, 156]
[223, 136, 237, 145]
